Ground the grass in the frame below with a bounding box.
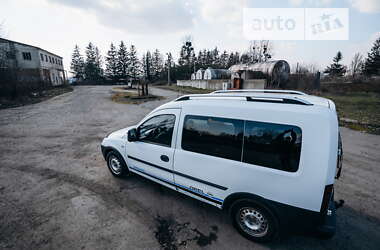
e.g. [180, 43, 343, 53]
[156, 85, 211, 94]
[111, 91, 164, 104]
[320, 92, 380, 134]
[0, 85, 73, 109]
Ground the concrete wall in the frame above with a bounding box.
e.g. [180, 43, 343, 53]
[178, 79, 265, 90]
[177, 79, 229, 90]
[38, 49, 64, 86]
[243, 79, 266, 89]
[14, 43, 41, 69]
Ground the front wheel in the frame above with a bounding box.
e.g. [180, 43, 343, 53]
[230, 199, 280, 242]
[106, 151, 129, 177]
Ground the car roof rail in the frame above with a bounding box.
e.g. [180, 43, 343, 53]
[175, 94, 313, 106]
[212, 89, 307, 95]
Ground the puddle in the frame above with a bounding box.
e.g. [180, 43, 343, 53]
[154, 215, 218, 250]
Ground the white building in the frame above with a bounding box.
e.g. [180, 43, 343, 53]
[0, 38, 65, 86]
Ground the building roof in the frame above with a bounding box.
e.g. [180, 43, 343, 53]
[0, 38, 63, 59]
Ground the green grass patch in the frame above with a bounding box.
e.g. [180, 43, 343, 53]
[156, 85, 211, 94]
[111, 91, 164, 104]
[320, 92, 380, 134]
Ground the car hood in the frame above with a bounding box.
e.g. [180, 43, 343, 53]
[107, 126, 134, 139]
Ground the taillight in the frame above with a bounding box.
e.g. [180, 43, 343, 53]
[320, 184, 334, 214]
[336, 133, 343, 179]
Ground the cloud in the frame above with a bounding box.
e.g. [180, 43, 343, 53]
[196, 0, 247, 37]
[349, 0, 380, 13]
[289, 0, 304, 6]
[198, 0, 245, 24]
[288, 0, 333, 6]
[47, 0, 194, 34]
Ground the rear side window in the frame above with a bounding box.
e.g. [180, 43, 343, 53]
[243, 121, 302, 172]
[138, 114, 175, 147]
[182, 115, 244, 161]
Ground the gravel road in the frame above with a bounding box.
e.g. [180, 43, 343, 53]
[0, 86, 379, 249]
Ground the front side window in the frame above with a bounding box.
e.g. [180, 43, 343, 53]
[138, 114, 176, 147]
[182, 115, 244, 161]
[243, 121, 302, 172]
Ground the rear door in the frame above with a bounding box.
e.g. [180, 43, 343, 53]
[126, 109, 181, 189]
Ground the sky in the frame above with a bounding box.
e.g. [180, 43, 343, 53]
[0, 0, 379, 74]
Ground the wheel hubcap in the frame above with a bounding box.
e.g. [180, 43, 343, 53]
[238, 207, 268, 237]
[109, 156, 122, 175]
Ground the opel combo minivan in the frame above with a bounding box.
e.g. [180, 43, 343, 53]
[101, 89, 343, 242]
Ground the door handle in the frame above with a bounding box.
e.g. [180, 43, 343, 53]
[160, 155, 169, 162]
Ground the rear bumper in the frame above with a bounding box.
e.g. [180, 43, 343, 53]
[316, 195, 336, 236]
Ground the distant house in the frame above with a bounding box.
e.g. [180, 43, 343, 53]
[0, 38, 65, 86]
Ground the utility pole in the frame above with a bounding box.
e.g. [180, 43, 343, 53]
[167, 53, 171, 85]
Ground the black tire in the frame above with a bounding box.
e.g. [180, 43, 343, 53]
[106, 151, 129, 177]
[316, 230, 335, 240]
[230, 199, 280, 242]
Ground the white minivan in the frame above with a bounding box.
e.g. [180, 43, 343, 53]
[101, 90, 343, 242]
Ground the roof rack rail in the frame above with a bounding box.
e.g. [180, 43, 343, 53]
[212, 89, 307, 95]
[175, 94, 312, 106]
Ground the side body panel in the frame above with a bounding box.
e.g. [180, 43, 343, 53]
[173, 101, 338, 212]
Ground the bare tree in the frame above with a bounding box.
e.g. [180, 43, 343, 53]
[293, 62, 319, 74]
[350, 52, 364, 79]
[247, 40, 273, 63]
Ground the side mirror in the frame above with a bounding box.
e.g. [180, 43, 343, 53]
[127, 128, 139, 142]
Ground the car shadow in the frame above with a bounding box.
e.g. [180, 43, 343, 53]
[117, 172, 380, 249]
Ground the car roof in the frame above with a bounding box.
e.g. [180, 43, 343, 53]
[151, 90, 336, 117]
[210, 90, 332, 108]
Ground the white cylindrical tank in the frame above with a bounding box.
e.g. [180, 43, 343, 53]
[195, 69, 205, 80]
[204, 68, 231, 80]
[229, 60, 290, 87]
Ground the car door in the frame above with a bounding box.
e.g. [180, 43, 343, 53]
[126, 109, 181, 190]
[173, 114, 244, 207]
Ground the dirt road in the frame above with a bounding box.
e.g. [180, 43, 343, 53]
[0, 86, 379, 249]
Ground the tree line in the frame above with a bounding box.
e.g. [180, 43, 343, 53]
[70, 40, 273, 83]
[323, 36, 380, 79]
[71, 36, 380, 83]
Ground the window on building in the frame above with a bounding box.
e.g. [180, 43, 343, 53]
[22, 52, 32, 61]
[49, 56, 52, 63]
[138, 114, 176, 147]
[182, 115, 244, 161]
[45, 55, 48, 61]
[243, 121, 302, 172]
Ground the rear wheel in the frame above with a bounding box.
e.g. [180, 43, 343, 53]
[106, 151, 128, 177]
[231, 199, 280, 242]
